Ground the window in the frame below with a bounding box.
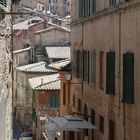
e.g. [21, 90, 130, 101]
[83, 50, 89, 82]
[99, 51, 104, 89]
[123, 53, 134, 104]
[91, 109, 95, 140]
[106, 52, 115, 95]
[79, 0, 83, 18]
[79, 50, 84, 80]
[84, 105, 88, 137]
[91, 0, 96, 15]
[63, 83, 66, 105]
[109, 0, 116, 7]
[73, 50, 78, 76]
[109, 119, 115, 140]
[73, 94, 75, 108]
[90, 50, 96, 85]
[78, 98, 81, 112]
[99, 115, 104, 134]
[49, 94, 58, 108]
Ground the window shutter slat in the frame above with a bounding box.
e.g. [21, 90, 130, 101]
[123, 53, 134, 104]
[106, 52, 115, 95]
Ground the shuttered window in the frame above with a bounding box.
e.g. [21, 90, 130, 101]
[63, 83, 66, 105]
[106, 52, 115, 95]
[49, 94, 58, 108]
[109, 0, 116, 7]
[91, 0, 96, 15]
[73, 50, 78, 76]
[79, 0, 83, 18]
[83, 50, 89, 81]
[123, 53, 134, 104]
[99, 51, 104, 89]
[90, 50, 96, 85]
[79, 50, 84, 80]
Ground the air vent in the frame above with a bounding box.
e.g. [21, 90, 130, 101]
[0, 0, 6, 7]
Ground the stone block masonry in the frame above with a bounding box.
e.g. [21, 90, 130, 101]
[0, 0, 12, 140]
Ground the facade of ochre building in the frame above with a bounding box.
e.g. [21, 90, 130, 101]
[70, 0, 140, 140]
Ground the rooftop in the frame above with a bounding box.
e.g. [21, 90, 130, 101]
[29, 73, 60, 90]
[16, 61, 57, 73]
[48, 59, 70, 70]
[46, 46, 70, 59]
[13, 16, 43, 30]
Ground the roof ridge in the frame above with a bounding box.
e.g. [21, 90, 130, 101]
[35, 77, 60, 89]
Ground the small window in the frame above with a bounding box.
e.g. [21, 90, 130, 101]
[73, 94, 75, 108]
[109, 119, 115, 140]
[106, 52, 115, 95]
[91, 0, 96, 15]
[99, 51, 104, 90]
[91, 109, 95, 140]
[99, 115, 104, 134]
[109, 0, 116, 7]
[90, 50, 96, 85]
[63, 83, 66, 105]
[49, 94, 58, 108]
[78, 98, 81, 112]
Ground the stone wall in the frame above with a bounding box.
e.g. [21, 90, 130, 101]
[0, 0, 12, 140]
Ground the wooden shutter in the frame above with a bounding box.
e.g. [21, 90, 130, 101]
[91, 0, 96, 14]
[79, 0, 83, 18]
[83, 50, 87, 81]
[123, 53, 134, 104]
[91, 50, 96, 84]
[73, 50, 78, 76]
[106, 52, 115, 95]
[80, 50, 84, 80]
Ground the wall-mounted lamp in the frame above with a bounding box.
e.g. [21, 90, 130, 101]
[65, 72, 72, 81]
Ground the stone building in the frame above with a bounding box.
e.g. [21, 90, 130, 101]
[15, 62, 57, 130]
[29, 73, 60, 140]
[70, 0, 140, 140]
[34, 25, 70, 63]
[0, 0, 12, 140]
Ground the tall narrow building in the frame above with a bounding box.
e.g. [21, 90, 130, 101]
[70, 0, 140, 140]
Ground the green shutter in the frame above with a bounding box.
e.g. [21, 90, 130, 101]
[92, 0, 96, 14]
[73, 50, 78, 76]
[79, 0, 84, 18]
[106, 52, 115, 95]
[80, 50, 84, 80]
[91, 50, 96, 84]
[83, 50, 87, 81]
[123, 53, 134, 104]
[32, 108, 36, 122]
